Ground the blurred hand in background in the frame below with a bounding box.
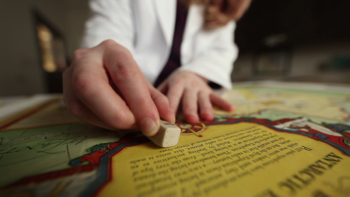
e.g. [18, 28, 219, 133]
[204, 0, 252, 28]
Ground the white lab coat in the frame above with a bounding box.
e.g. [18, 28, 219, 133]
[82, 0, 238, 89]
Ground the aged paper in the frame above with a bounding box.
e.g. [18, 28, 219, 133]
[0, 82, 349, 197]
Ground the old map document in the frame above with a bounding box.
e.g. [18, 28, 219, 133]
[0, 81, 349, 197]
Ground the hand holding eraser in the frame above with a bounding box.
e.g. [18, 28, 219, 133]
[147, 120, 181, 147]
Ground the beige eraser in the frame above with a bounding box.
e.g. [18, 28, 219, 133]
[147, 120, 181, 147]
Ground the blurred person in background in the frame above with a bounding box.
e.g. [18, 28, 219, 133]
[63, 0, 251, 136]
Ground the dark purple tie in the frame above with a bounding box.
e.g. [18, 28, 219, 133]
[154, 0, 188, 87]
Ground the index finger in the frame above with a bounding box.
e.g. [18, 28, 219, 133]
[72, 50, 137, 130]
[103, 40, 160, 136]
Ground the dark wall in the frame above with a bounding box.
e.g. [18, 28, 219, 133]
[235, 0, 350, 53]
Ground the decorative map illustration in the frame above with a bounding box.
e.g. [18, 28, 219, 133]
[0, 81, 350, 197]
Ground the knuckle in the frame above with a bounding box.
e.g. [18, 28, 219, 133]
[117, 46, 132, 57]
[73, 49, 86, 59]
[73, 74, 93, 95]
[138, 98, 153, 110]
[101, 39, 118, 48]
[174, 77, 185, 85]
[200, 90, 211, 97]
[101, 40, 132, 56]
[114, 64, 138, 81]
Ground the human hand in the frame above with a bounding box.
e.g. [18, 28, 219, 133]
[204, 0, 251, 29]
[63, 40, 175, 136]
[157, 71, 234, 124]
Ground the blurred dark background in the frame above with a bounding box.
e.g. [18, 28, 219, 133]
[0, 0, 349, 97]
[237, 0, 350, 51]
[232, 0, 350, 83]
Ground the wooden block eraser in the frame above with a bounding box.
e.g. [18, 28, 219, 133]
[147, 120, 181, 147]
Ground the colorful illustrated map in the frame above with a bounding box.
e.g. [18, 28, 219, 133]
[0, 81, 350, 197]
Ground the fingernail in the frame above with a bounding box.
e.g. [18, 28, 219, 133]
[142, 118, 158, 136]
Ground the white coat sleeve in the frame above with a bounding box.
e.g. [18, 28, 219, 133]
[81, 0, 134, 53]
[178, 21, 237, 90]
